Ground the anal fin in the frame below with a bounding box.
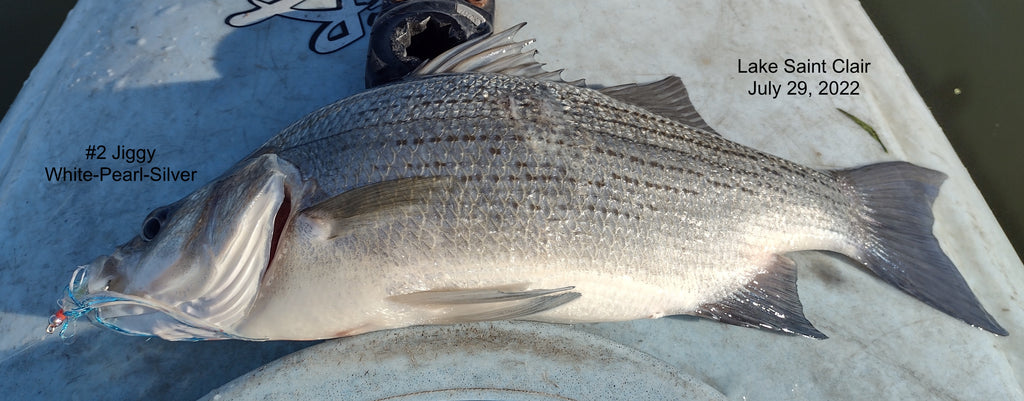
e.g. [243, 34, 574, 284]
[693, 255, 827, 339]
[389, 285, 581, 324]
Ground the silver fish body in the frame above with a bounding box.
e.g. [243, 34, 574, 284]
[242, 72, 855, 339]
[57, 26, 1005, 341]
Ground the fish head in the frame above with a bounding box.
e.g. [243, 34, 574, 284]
[59, 154, 304, 340]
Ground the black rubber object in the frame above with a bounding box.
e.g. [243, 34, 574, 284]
[366, 0, 495, 88]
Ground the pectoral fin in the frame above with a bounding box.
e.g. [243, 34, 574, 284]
[389, 285, 581, 324]
[300, 176, 451, 239]
[693, 255, 826, 339]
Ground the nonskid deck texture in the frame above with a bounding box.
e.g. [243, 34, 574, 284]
[0, 1, 1019, 400]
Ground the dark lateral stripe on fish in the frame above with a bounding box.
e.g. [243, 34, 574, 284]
[323, 125, 715, 208]
[286, 77, 832, 202]
[287, 97, 842, 217]
[568, 101, 836, 192]
[560, 86, 839, 188]
[376, 133, 803, 222]
[553, 125, 821, 202]
[559, 106, 823, 186]
[449, 173, 663, 221]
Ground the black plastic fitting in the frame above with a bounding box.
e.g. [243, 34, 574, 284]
[365, 0, 495, 88]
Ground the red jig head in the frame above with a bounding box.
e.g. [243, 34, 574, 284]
[46, 309, 67, 335]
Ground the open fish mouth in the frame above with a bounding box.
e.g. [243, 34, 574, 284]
[49, 265, 264, 341]
[46, 154, 302, 341]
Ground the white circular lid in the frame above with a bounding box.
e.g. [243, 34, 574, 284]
[200, 321, 725, 400]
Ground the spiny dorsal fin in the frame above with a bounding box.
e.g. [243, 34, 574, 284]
[412, 22, 584, 86]
[389, 285, 581, 324]
[599, 76, 719, 135]
[300, 176, 450, 239]
[693, 255, 826, 339]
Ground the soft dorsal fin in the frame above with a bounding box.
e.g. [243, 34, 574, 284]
[300, 176, 450, 239]
[412, 23, 584, 86]
[692, 255, 826, 339]
[599, 77, 719, 134]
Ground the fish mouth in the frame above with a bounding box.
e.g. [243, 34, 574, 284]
[55, 264, 265, 341]
[50, 154, 301, 341]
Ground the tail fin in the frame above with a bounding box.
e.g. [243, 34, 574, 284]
[838, 162, 1007, 335]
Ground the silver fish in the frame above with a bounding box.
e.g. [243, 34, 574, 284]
[51, 24, 1006, 341]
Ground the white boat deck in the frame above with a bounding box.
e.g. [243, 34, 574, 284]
[1, 1, 1020, 399]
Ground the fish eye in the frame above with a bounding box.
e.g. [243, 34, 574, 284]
[141, 206, 170, 241]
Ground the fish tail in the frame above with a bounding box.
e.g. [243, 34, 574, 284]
[837, 161, 1007, 335]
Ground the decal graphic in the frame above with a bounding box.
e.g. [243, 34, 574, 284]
[227, 0, 381, 54]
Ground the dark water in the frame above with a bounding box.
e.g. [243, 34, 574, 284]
[861, 1, 1024, 261]
[0, 0, 77, 116]
[2, 1, 1021, 260]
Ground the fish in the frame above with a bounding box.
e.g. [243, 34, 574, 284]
[50, 24, 1006, 341]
